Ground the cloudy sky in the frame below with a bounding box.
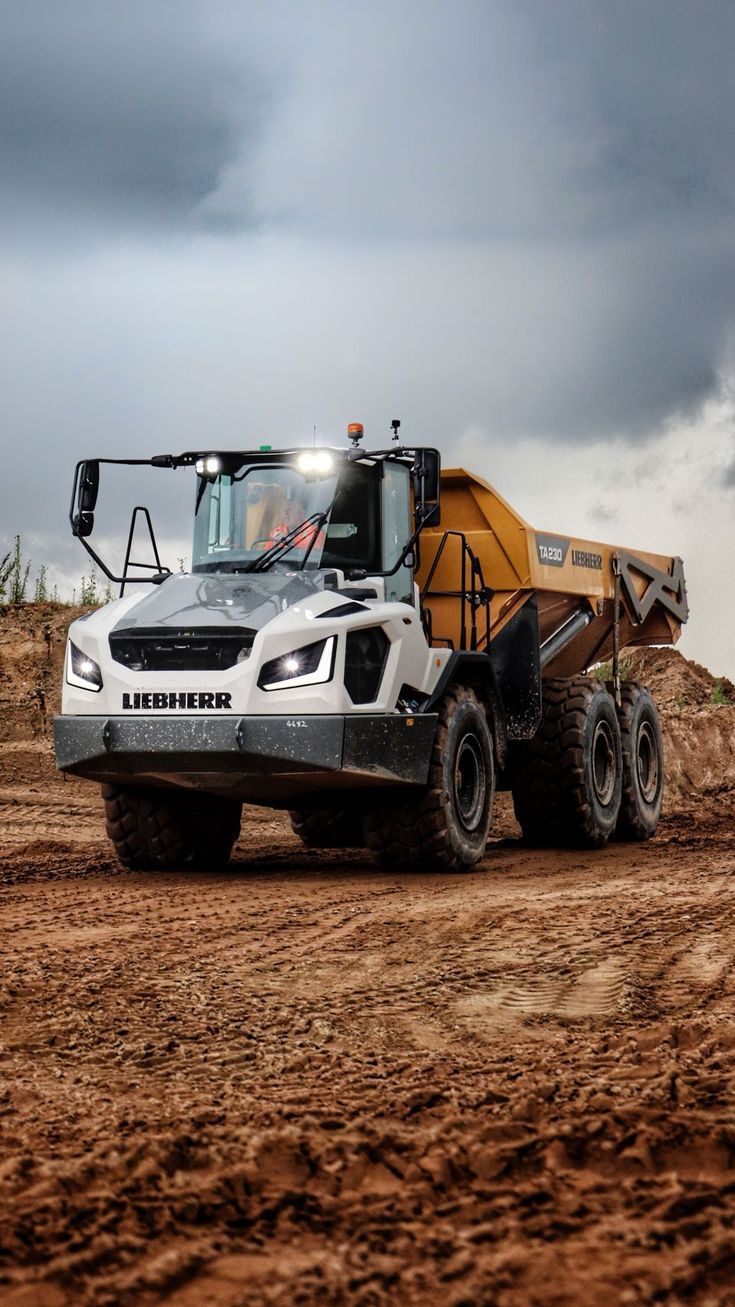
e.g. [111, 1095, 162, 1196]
[1, 0, 734, 673]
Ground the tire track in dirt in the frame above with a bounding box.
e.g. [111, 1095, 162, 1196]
[6, 613, 735, 1302]
[1, 777, 735, 1306]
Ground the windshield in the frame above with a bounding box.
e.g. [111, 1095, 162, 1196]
[191, 459, 382, 574]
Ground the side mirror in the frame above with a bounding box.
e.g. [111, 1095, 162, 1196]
[72, 460, 100, 538]
[412, 448, 441, 526]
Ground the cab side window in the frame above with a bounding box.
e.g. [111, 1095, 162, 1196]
[382, 463, 413, 605]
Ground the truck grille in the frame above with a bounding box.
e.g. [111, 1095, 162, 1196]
[109, 626, 255, 672]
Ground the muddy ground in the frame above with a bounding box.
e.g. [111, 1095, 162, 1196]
[1, 607, 734, 1306]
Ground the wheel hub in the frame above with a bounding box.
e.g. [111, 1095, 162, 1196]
[453, 733, 487, 832]
[636, 720, 659, 803]
[591, 719, 616, 807]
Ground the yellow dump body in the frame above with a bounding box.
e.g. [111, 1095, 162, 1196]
[417, 468, 687, 677]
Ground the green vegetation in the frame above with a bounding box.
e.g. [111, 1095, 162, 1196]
[79, 565, 102, 606]
[0, 535, 114, 609]
[0, 551, 12, 600]
[710, 680, 732, 706]
[33, 564, 48, 603]
[0, 535, 32, 604]
[592, 654, 635, 682]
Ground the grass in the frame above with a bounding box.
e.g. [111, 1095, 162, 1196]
[710, 680, 732, 706]
[592, 653, 635, 682]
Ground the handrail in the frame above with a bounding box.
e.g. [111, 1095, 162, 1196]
[120, 507, 170, 597]
[420, 531, 492, 651]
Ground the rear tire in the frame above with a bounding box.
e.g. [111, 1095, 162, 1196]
[613, 682, 664, 841]
[363, 685, 494, 871]
[102, 784, 242, 870]
[511, 676, 622, 848]
[289, 807, 365, 849]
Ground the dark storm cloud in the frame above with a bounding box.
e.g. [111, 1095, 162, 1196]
[0, 1, 259, 236]
[0, 0, 733, 455]
[205, 0, 735, 439]
[210, 0, 735, 242]
[517, 1, 735, 229]
[4, 1, 734, 246]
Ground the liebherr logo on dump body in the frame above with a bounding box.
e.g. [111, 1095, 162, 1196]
[571, 549, 602, 570]
[122, 692, 233, 710]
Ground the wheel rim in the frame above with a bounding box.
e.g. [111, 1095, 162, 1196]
[453, 733, 487, 832]
[591, 719, 616, 807]
[636, 720, 659, 803]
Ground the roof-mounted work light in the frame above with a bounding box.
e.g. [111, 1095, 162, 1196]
[296, 450, 335, 477]
[195, 455, 222, 478]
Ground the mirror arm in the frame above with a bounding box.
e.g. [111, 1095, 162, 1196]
[73, 532, 121, 585]
[68, 458, 173, 592]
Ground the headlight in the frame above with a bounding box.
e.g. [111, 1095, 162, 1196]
[258, 636, 336, 691]
[66, 640, 103, 692]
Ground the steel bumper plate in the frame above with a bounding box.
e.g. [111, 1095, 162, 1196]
[53, 713, 438, 789]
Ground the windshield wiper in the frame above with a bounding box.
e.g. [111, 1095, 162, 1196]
[243, 509, 331, 573]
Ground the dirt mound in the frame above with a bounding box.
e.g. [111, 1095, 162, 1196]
[661, 706, 735, 815]
[0, 604, 87, 783]
[0, 603, 87, 739]
[608, 648, 735, 812]
[615, 644, 734, 710]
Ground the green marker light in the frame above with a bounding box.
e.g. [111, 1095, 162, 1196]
[259, 444, 271, 451]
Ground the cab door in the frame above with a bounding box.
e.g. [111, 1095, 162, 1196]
[382, 462, 414, 606]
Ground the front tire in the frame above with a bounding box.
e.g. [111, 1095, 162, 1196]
[102, 785, 242, 870]
[363, 685, 495, 871]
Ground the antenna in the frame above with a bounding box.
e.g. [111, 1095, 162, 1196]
[313, 424, 317, 448]
[391, 418, 401, 442]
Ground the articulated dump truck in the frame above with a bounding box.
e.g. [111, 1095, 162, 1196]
[54, 426, 688, 872]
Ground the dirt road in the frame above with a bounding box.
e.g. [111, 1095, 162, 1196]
[1, 612, 734, 1304]
[1, 773, 735, 1307]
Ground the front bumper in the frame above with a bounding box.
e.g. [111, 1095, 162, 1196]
[53, 713, 438, 804]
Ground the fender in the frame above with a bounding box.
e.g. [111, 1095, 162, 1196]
[422, 651, 508, 770]
[487, 594, 542, 741]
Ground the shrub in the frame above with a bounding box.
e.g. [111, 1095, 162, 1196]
[79, 564, 102, 607]
[592, 654, 634, 682]
[34, 565, 49, 603]
[2, 535, 32, 605]
[0, 551, 11, 600]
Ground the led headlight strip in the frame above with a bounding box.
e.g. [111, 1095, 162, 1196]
[258, 636, 336, 692]
[66, 640, 103, 692]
